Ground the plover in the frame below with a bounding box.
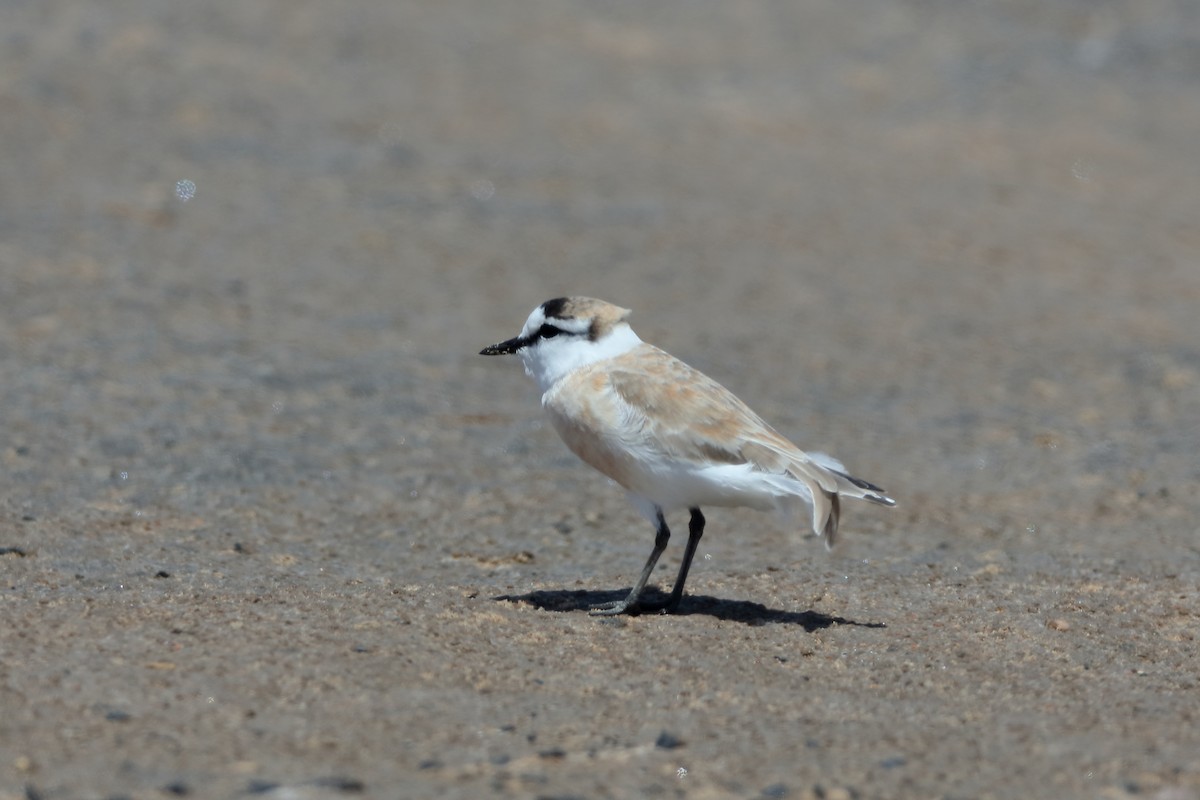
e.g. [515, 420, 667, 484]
[481, 297, 894, 615]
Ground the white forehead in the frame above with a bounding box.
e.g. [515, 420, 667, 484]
[519, 306, 547, 337]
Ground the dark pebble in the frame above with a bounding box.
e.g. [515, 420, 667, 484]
[161, 782, 190, 796]
[245, 780, 280, 794]
[762, 784, 791, 799]
[654, 731, 684, 750]
[308, 776, 364, 792]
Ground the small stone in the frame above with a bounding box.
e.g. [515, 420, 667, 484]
[655, 731, 684, 750]
[1046, 619, 1070, 631]
[245, 780, 280, 794]
[309, 776, 365, 792]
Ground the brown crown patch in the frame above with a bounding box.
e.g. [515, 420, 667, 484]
[541, 297, 632, 341]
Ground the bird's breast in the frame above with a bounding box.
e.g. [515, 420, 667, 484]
[542, 370, 642, 489]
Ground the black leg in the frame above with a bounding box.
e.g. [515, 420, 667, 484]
[662, 508, 705, 610]
[589, 508, 670, 616]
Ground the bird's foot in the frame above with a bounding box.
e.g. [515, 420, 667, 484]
[588, 599, 635, 616]
[588, 593, 682, 616]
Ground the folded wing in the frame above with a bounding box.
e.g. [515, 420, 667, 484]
[605, 345, 894, 544]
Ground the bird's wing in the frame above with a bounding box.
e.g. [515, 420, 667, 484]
[604, 346, 893, 504]
[555, 345, 893, 544]
[603, 346, 800, 470]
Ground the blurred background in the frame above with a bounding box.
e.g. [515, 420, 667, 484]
[2, 1, 1198, 797]
[5, 1, 1199, 557]
[4, 1, 1198, 552]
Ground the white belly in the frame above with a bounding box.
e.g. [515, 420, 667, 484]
[620, 456, 812, 515]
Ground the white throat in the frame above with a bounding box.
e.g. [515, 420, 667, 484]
[520, 322, 642, 393]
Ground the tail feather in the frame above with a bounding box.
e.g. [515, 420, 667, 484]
[831, 469, 896, 507]
[823, 492, 841, 545]
[744, 444, 893, 546]
[792, 462, 895, 548]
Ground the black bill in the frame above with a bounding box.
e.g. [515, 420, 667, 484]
[479, 335, 525, 355]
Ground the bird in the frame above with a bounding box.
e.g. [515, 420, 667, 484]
[480, 297, 894, 616]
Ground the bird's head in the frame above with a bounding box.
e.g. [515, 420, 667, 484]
[480, 297, 641, 391]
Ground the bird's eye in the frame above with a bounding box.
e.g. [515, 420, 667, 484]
[538, 324, 563, 339]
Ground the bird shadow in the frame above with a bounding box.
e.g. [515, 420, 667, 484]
[494, 587, 886, 631]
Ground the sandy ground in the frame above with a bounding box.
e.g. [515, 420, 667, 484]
[2, 1, 1199, 798]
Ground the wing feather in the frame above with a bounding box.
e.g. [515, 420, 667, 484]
[604, 346, 804, 471]
[601, 345, 893, 543]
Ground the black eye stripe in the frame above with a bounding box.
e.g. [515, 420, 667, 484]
[537, 323, 564, 339]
